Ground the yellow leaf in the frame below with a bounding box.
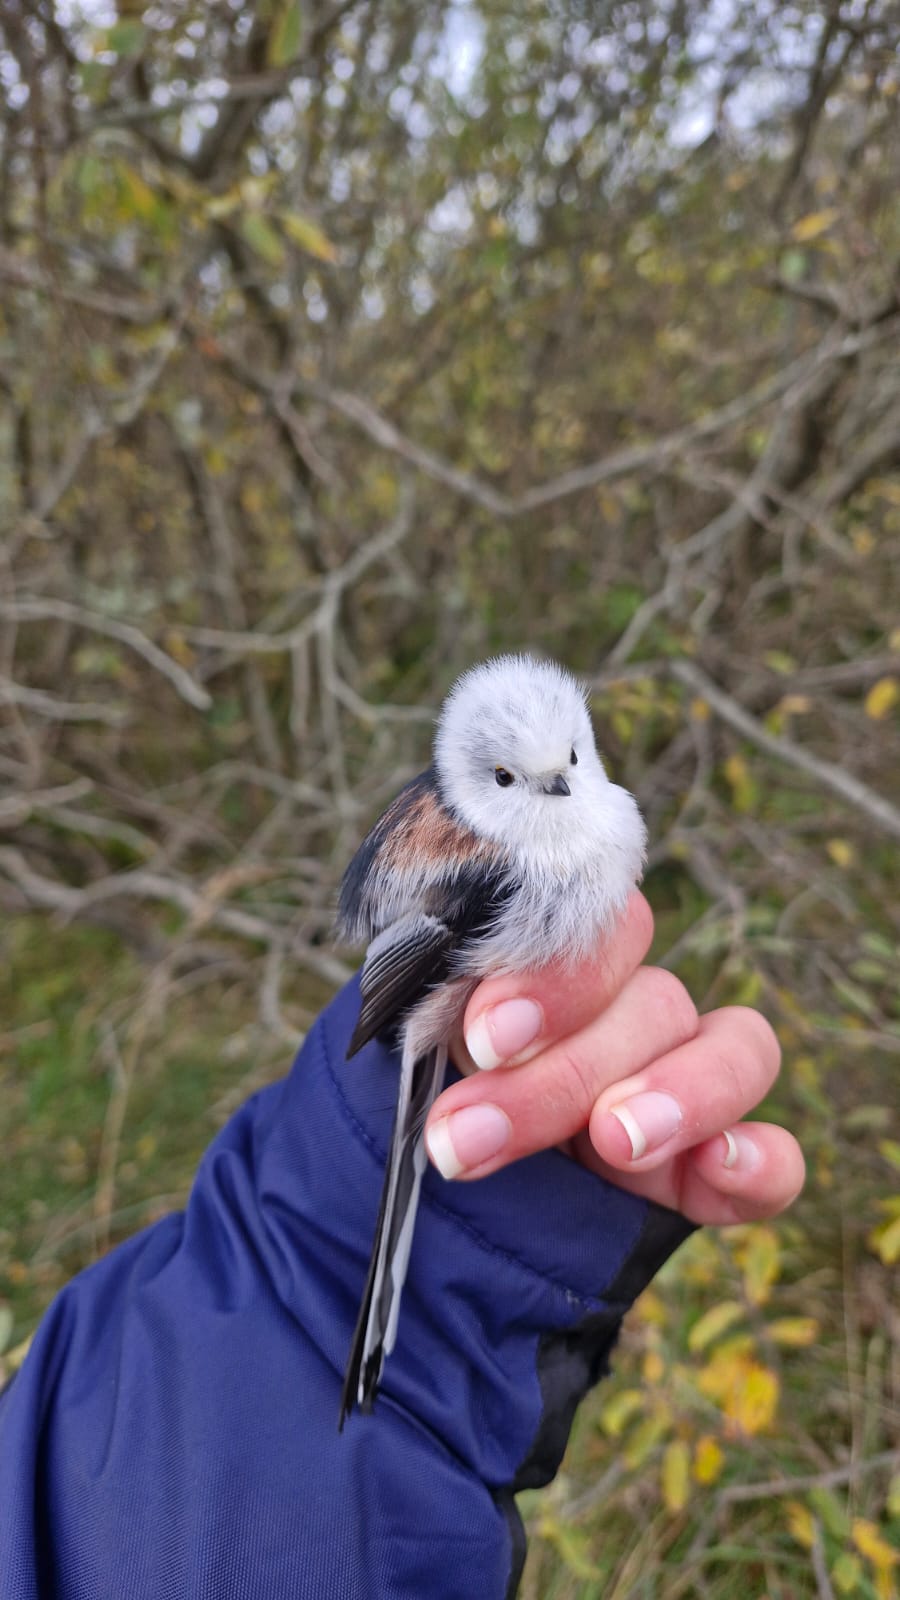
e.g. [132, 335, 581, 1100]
[689, 696, 710, 721]
[871, 480, 900, 506]
[205, 184, 244, 221]
[852, 526, 876, 556]
[775, 693, 813, 716]
[697, 1347, 747, 1402]
[767, 1316, 819, 1347]
[163, 630, 196, 668]
[280, 211, 337, 263]
[832, 1552, 864, 1594]
[785, 1500, 816, 1550]
[693, 1435, 725, 1485]
[536, 1516, 601, 1581]
[643, 1348, 665, 1384]
[688, 1299, 745, 1353]
[735, 1225, 781, 1305]
[662, 1440, 691, 1513]
[599, 1388, 644, 1438]
[267, 1, 302, 66]
[239, 214, 286, 268]
[869, 1212, 900, 1266]
[731, 969, 763, 1007]
[623, 1411, 671, 1470]
[116, 161, 159, 221]
[880, 1140, 900, 1172]
[723, 753, 758, 813]
[852, 1517, 899, 1572]
[887, 1473, 900, 1518]
[635, 1288, 667, 1326]
[765, 649, 797, 675]
[865, 676, 899, 720]
[791, 208, 840, 241]
[611, 709, 632, 743]
[726, 1362, 779, 1436]
[888, 627, 900, 651]
[827, 839, 855, 869]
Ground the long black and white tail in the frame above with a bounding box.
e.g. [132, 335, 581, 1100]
[339, 1037, 447, 1427]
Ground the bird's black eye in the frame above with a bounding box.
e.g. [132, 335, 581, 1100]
[495, 767, 514, 787]
[570, 747, 578, 766]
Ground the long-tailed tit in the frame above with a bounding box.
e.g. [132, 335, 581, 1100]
[337, 655, 647, 1424]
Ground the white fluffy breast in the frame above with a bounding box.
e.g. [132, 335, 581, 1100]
[458, 780, 646, 975]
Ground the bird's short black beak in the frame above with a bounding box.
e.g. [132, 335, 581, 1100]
[543, 775, 571, 797]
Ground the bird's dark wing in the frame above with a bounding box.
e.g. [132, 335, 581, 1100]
[346, 912, 455, 1058]
[337, 768, 436, 945]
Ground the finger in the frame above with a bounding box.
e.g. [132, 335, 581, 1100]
[457, 890, 654, 1073]
[573, 1121, 806, 1226]
[587, 1007, 782, 1172]
[426, 965, 698, 1180]
[678, 1121, 806, 1222]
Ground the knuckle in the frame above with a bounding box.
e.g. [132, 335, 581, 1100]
[551, 1042, 598, 1117]
[708, 1044, 752, 1105]
[721, 1006, 782, 1085]
[636, 966, 699, 1042]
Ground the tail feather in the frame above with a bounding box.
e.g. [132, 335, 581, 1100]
[339, 1037, 447, 1427]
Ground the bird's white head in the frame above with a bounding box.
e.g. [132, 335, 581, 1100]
[433, 655, 646, 881]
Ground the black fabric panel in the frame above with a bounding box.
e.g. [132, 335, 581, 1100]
[510, 1309, 624, 1494]
[509, 1202, 696, 1499]
[495, 1488, 527, 1600]
[604, 1205, 697, 1306]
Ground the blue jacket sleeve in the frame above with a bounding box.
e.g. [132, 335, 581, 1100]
[0, 977, 693, 1600]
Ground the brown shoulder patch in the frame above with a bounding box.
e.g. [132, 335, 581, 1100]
[392, 786, 491, 869]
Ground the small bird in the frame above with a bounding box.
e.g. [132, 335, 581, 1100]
[337, 655, 646, 1425]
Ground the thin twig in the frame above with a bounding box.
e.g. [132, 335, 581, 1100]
[669, 660, 900, 842]
[0, 598, 212, 711]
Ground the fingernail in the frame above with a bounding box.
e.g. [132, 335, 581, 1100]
[721, 1129, 761, 1172]
[426, 1104, 511, 1179]
[465, 999, 543, 1071]
[609, 1092, 682, 1160]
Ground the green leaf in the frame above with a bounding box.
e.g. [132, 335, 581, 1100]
[688, 1299, 745, 1352]
[100, 21, 146, 58]
[280, 211, 337, 263]
[809, 1485, 850, 1541]
[115, 162, 162, 224]
[267, 2, 303, 67]
[780, 249, 808, 282]
[240, 213, 287, 268]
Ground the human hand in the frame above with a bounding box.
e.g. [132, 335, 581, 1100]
[426, 893, 805, 1225]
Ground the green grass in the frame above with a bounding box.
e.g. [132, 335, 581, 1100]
[0, 919, 325, 1340]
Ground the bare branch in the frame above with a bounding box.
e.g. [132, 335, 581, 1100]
[669, 660, 900, 841]
[0, 599, 212, 711]
[0, 678, 128, 725]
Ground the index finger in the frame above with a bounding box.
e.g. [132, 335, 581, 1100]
[458, 890, 654, 1072]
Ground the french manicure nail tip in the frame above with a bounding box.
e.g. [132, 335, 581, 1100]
[464, 1012, 502, 1071]
[426, 1104, 511, 1178]
[425, 1119, 464, 1181]
[464, 998, 542, 1071]
[609, 1091, 682, 1161]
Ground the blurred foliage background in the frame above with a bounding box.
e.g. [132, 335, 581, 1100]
[1, 0, 899, 1594]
